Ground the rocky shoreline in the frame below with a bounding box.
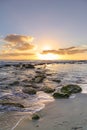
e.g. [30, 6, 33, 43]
[0, 61, 87, 130]
[0, 62, 82, 113]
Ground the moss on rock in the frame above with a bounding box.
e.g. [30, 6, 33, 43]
[61, 84, 82, 94]
[32, 113, 40, 120]
[53, 92, 70, 99]
[43, 87, 55, 93]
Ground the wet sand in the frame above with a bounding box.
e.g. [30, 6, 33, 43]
[14, 93, 87, 130]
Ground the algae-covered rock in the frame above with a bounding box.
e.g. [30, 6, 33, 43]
[53, 92, 70, 99]
[61, 84, 82, 94]
[22, 87, 36, 95]
[32, 113, 40, 120]
[43, 87, 55, 93]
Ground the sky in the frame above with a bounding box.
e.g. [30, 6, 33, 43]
[0, 0, 87, 60]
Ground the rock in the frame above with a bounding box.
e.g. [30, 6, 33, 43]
[32, 113, 40, 120]
[4, 64, 11, 67]
[72, 126, 83, 130]
[23, 84, 32, 87]
[35, 63, 45, 66]
[22, 87, 36, 95]
[0, 102, 24, 108]
[46, 73, 52, 76]
[14, 64, 21, 67]
[21, 64, 35, 69]
[34, 76, 44, 83]
[9, 81, 19, 86]
[52, 79, 61, 83]
[53, 84, 82, 99]
[35, 73, 46, 78]
[53, 92, 70, 98]
[22, 79, 30, 83]
[43, 87, 55, 93]
[61, 84, 82, 94]
[35, 70, 42, 74]
[36, 125, 39, 127]
[34, 74, 46, 83]
[26, 64, 35, 69]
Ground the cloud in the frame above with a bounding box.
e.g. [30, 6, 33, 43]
[1, 34, 87, 60]
[0, 52, 35, 57]
[0, 34, 37, 59]
[42, 46, 87, 55]
[0, 52, 37, 60]
[4, 34, 33, 43]
[4, 34, 35, 51]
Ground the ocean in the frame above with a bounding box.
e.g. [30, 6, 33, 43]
[0, 60, 87, 130]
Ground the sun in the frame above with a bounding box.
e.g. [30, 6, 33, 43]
[42, 45, 52, 50]
[37, 53, 60, 60]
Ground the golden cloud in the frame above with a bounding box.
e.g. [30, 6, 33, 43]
[0, 34, 37, 60]
[0, 52, 35, 57]
[4, 34, 35, 51]
[42, 46, 87, 55]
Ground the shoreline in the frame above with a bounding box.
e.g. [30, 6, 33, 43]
[14, 93, 87, 130]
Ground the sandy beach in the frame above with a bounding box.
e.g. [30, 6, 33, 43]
[0, 62, 87, 130]
[0, 0, 87, 130]
[14, 93, 87, 130]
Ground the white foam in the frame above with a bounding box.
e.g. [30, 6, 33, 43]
[70, 94, 76, 99]
[37, 91, 54, 103]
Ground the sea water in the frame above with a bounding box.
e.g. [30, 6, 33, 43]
[0, 60, 87, 130]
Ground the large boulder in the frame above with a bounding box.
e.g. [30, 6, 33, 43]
[53, 84, 82, 99]
[22, 87, 36, 95]
[53, 92, 70, 99]
[42, 87, 55, 93]
[61, 84, 82, 94]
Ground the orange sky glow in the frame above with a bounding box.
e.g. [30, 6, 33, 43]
[0, 34, 87, 60]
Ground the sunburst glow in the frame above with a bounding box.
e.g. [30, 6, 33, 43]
[37, 53, 60, 60]
[42, 45, 52, 50]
